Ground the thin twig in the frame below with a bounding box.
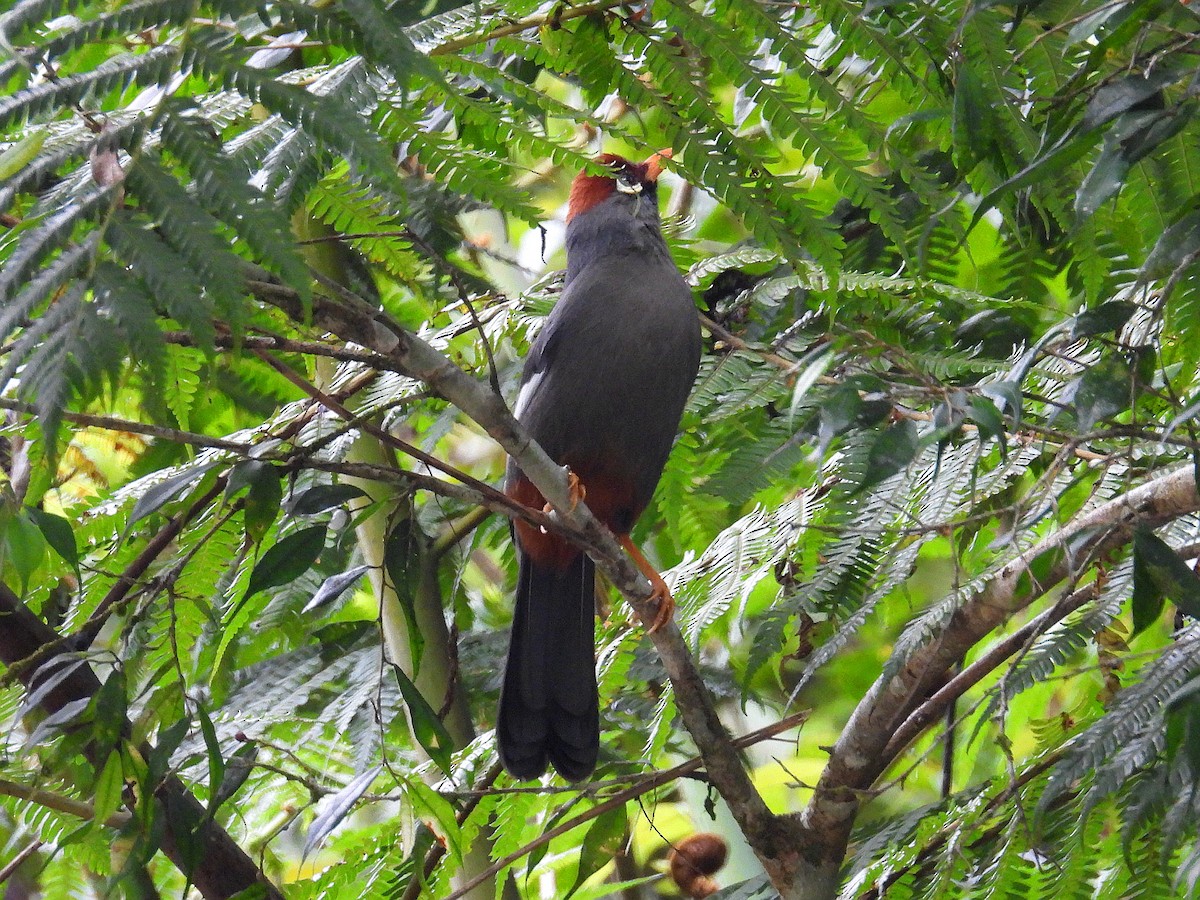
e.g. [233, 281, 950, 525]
[159, 330, 401, 369]
[0, 397, 250, 452]
[425, 1, 628, 56]
[401, 228, 502, 396]
[441, 712, 810, 900]
[860, 753, 1068, 898]
[252, 348, 516, 513]
[0, 778, 131, 829]
[431, 506, 493, 560]
[0, 839, 43, 885]
[700, 313, 800, 373]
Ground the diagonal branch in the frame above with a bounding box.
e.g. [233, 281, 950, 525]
[0, 479, 226, 688]
[244, 268, 795, 874]
[797, 464, 1200, 869]
[442, 712, 811, 900]
[879, 581, 1100, 765]
[0, 581, 283, 899]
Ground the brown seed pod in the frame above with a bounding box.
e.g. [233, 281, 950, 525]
[668, 832, 729, 898]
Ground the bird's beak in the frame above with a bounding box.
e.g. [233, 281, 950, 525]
[616, 179, 643, 195]
[644, 148, 673, 182]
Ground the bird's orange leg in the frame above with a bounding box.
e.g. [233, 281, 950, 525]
[541, 468, 586, 516]
[619, 535, 674, 632]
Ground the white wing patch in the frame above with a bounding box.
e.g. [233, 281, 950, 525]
[513, 371, 544, 420]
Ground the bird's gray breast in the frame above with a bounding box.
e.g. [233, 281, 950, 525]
[514, 251, 701, 505]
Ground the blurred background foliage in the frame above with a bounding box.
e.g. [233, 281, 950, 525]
[2, 0, 1200, 896]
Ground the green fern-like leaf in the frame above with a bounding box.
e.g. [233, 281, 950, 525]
[621, 17, 842, 268]
[182, 29, 400, 198]
[339, 0, 441, 89]
[807, 0, 937, 111]
[429, 61, 596, 176]
[973, 574, 1129, 745]
[15, 285, 85, 439]
[0, 231, 101, 363]
[157, 104, 308, 299]
[162, 344, 203, 431]
[0, 184, 116, 314]
[662, 0, 909, 253]
[376, 103, 541, 224]
[688, 352, 787, 422]
[0, 47, 179, 131]
[685, 245, 781, 285]
[18, 0, 198, 69]
[672, 501, 798, 647]
[123, 155, 248, 314]
[91, 259, 166, 375]
[306, 165, 425, 281]
[0, 116, 146, 214]
[104, 214, 215, 346]
[1040, 624, 1200, 820]
[0, 0, 111, 47]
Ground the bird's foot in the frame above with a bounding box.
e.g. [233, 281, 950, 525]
[645, 572, 675, 633]
[565, 469, 586, 510]
[619, 534, 675, 633]
[542, 468, 586, 515]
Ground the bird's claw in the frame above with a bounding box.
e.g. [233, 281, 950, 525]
[565, 470, 585, 511]
[542, 469, 586, 515]
[645, 573, 675, 633]
[618, 533, 675, 632]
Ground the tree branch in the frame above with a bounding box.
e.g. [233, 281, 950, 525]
[798, 464, 1200, 869]
[0, 363, 380, 454]
[0, 777, 131, 828]
[442, 712, 810, 900]
[0, 479, 226, 689]
[160, 330, 406, 369]
[0, 581, 283, 899]
[244, 269, 791, 882]
[879, 582, 1100, 765]
[0, 397, 250, 453]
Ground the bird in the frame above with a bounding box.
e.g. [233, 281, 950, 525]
[497, 151, 702, 782]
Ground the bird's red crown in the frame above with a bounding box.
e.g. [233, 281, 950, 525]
[566, 149, 672, 222]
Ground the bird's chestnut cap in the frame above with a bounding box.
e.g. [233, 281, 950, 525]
[567, 149, 673, 221]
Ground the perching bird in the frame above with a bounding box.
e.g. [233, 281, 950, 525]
[498, 151, 702, 781]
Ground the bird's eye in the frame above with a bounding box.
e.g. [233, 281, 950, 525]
[615, 167, 643, 195]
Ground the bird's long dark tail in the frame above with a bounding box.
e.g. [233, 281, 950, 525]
[497, 551, 598, 782]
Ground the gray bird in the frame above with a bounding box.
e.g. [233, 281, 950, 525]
[498, 151, 702, 781]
